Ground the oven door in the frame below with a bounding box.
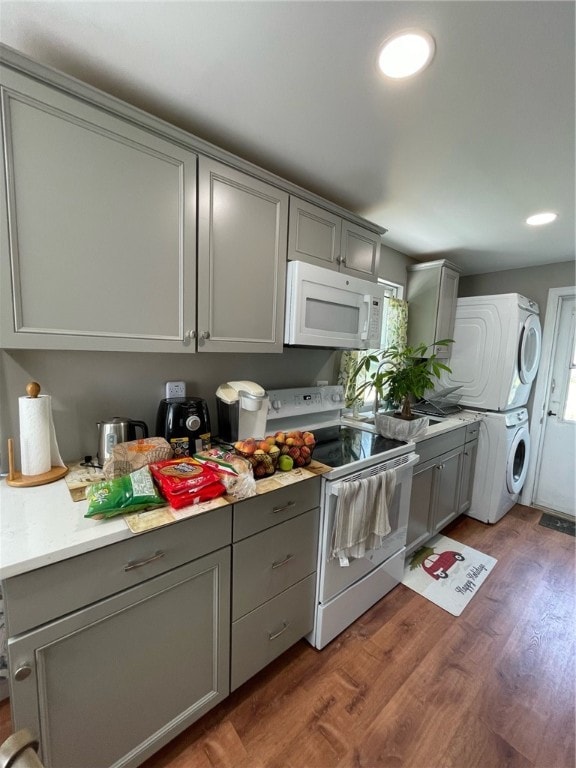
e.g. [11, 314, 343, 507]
[318, 453, 419, 605]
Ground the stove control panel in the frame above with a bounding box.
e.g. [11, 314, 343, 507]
[267, 385, 344, 424]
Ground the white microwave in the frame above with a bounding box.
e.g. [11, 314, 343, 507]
[284, 261, 385, 349]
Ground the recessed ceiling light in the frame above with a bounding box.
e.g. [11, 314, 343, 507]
[378, 30, 436, 79]
[526, 212, 558, 226]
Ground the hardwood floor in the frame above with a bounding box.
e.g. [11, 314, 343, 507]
[1, 504, 574, 767]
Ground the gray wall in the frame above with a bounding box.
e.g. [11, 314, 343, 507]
[459, 259, 575, 323]
[379, 244, 415, 288]
[0, 347, 338, 471]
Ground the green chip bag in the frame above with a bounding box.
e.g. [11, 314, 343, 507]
[85, 465, 165, 519]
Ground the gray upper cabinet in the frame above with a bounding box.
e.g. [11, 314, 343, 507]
[406, 259, 461, 358]
[340, 219, 381, 280]
[288, 197, 342, 269]
[288, 196, 381, 281]
[198, 158, 288, 353]
[0, 68, 197, 353]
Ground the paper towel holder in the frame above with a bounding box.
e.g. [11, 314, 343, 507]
[5, 382, 69, 488]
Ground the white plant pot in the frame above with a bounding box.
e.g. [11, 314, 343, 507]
[375, 411, 429, 440]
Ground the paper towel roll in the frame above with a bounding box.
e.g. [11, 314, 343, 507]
[19, 394, 64, 476]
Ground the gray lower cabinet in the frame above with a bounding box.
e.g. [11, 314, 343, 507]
[4, 509, 232, 768]
[287, 195, 380, 281]
[0, 67, 197, 353]
[230, 478, 320, 691]
[457, 423, 480, 515]
[406, 426, 475, 555]
[197, 158, 288, 352]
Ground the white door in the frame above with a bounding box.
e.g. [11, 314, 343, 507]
[532, 294, 576, 516]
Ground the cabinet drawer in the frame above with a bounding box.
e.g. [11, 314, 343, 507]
[4, 506, 232, 636]
[465, 422, 480, 441]
[416, 427, 466, 464]
[233, 477, 321, 540]
[232, 508, 319, 620]
[231, 573, 315, 691]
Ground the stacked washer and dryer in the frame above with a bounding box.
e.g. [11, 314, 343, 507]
[441, 294, 542, 523]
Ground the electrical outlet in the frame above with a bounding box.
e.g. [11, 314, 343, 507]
[165, 381, 186, 398]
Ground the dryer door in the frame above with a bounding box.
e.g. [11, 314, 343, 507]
[507, 425, 530, 494]
[518, 314, 541, 385]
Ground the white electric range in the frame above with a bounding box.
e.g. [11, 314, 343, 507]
[266, 386, 418, 649]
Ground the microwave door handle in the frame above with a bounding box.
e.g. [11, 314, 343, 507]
[360, 294, 371, 340]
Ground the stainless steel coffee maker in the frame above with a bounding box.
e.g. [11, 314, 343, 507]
[97, 417, 148, 465]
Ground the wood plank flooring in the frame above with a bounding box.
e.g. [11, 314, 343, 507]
[1, 504, 574, 767]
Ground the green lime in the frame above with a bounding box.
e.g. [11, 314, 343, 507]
[278, 455, 294, 472]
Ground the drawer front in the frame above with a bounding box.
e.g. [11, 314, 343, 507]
[416, 427, 466, 464]
[465, 422, 480, 441]
[233, 476, 321, 540]
[232, 508, 319, 620]
[4, 506, 232, 636]
[231, 573, 315, 691]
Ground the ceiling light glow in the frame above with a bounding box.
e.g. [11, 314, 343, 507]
[526, 212, 558, 226]
[378, 30, 435, 79]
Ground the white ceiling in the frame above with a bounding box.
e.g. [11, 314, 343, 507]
[1, 1, 574, 276]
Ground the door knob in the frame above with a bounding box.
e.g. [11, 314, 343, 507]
[547, 410, 557, 416]
[14, 664, 32, 681]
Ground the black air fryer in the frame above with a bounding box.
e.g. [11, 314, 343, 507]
[156, 397, 211, 456]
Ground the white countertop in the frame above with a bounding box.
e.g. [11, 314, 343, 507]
[0, 461, 330, 580]
[342, 409, 484, 443]
[0, 478, 132, 579]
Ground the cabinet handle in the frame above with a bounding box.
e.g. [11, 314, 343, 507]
[271, 553, 294, 569]
[201, 331, 210, 340]
[272, 501, 296, 514]
[124, 551, 165, 571]
[186, 330, 196, 340]
[268, 622, 289, 641]
[14, 664, 32, 681]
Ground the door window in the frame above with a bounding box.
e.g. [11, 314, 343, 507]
[563, 316, 576, 421]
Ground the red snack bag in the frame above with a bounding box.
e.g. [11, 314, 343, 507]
[149, 457, 226, 509]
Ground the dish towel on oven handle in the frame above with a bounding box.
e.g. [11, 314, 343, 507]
[331, 469, 397, 566]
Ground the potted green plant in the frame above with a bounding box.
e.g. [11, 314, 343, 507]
[347, 339, 453, 437]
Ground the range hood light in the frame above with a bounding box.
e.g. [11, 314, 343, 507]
[526, 212, 558, 226]
[378, 30, 435, 79]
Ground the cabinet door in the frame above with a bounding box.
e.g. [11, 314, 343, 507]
[0, 69, 197, 353]
[287, 196, 341, 269]
[197, 158, 288, 353]
[432, 447, 464, 533]
[406, 261, 460, 357]
[406, 462, 435, 555]
[458, 438, 478, 514]
[434, 266, 460, 358]
[8, 549, 230, 768]
[340, 221, 380, 280]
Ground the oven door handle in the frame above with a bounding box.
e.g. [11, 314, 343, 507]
[329, 452, 420, 496]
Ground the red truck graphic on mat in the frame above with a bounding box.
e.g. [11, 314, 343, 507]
[422, 551, 465, 580]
